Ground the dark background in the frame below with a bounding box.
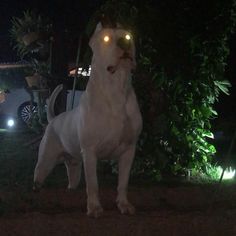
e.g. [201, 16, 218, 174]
[0, 0, 235, 123]
[0, 0, 106, 62]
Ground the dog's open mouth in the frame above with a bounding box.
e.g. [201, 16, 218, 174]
[120, 53, 133, 61]
[107, 54, 133, 74]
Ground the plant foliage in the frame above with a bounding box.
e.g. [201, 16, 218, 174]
[10, 10, 52, 58]
[87, 0, 236, 179]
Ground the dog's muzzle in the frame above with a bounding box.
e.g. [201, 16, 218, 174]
[107, 53, 134, 74]
[117, 37, 131, 51]
[120, 52, 133, 61]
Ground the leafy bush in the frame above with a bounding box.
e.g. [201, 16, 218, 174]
[10, 10, 52, 58]
[87, 0, 236, 179]
[134, 0, 236, 178]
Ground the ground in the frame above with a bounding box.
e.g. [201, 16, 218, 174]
[1, 185, 236, 235]
[0, 130, 236, 236]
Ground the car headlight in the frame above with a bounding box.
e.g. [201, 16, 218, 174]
[7, 119, 15, 127]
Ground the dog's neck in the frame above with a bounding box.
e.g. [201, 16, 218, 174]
[89, 63, 132, 94]
[85, 63, 133, 114]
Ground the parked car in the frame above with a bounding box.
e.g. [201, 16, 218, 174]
[0, 88, 32, 128]
[0, 87, 83, 129]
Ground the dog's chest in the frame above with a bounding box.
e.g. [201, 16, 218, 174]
[97, 115, 135, 158]
[79, 68, 142, 159]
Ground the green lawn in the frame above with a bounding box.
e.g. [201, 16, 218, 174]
[0, 131, 36, 190]
[0, 129, 119, 192]
[0, 129, 236, 217]
[0, 129, 235, 191]
[0, 130, 115, 215]
[0, 130, 69, 192]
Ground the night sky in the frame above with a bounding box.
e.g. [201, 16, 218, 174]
[0, 0, 106, 62]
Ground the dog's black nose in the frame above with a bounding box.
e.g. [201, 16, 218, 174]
[117, 37, 131, 51]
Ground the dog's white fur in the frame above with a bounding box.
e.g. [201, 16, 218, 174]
[34, 22, 142, 217]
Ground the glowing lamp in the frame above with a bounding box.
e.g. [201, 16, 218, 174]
[222, 167, 235, 180]
[7, 119, 15, 127]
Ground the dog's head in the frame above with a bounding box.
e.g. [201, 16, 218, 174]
[89, 22, 136, 74]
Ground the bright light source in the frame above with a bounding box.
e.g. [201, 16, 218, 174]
[104, 35, 110, 42]
[222, 167, 235, 180]
[216, 166, 235, 180]
[78, 66, 91, 76]
[7, 119, 15, 127]
[125, 34, 131, 40]
[69, 66, 91, 77]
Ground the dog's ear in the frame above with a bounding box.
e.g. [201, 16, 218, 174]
[94, 22, 103, 34]
[89, 22, 103, 49]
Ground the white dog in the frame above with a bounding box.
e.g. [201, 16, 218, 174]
[34, 22, 142, 217]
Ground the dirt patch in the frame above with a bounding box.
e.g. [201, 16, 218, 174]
[0, 185, 236, 236]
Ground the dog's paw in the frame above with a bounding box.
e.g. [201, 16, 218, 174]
[87, 196, 103, 218]
[33, 182, 42, 192]
[87, 204, 104, 218]
[117, 201, 135, 215]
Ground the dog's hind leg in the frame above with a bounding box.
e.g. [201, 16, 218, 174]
[116, 146, 136, 215]
[64, 156, 82, 190]
[33, 131, 63, 190]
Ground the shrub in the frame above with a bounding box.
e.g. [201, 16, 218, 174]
[87, 0, 236, 179]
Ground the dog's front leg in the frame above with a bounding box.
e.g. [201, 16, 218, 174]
[117, 146, 136, 215]
[82, 149, 103, 217]
[65, 157, 82, 190]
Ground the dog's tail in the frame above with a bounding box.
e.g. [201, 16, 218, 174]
[47, 84, 63, 123]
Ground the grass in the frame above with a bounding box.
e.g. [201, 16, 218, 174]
[0, 129, 71, 215]
[0, 129, 235, 190]
[0, 129, 70, 191]
[0, 130, 36, 190]
[0, 129, 236, 216]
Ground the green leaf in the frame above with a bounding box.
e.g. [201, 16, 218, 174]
[202, 130, 214, 139]
[214, 80, 231, 95]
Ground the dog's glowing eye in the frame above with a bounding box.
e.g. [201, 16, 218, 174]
[125, 34, 131, 40]
[103, 36, 110, 42]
